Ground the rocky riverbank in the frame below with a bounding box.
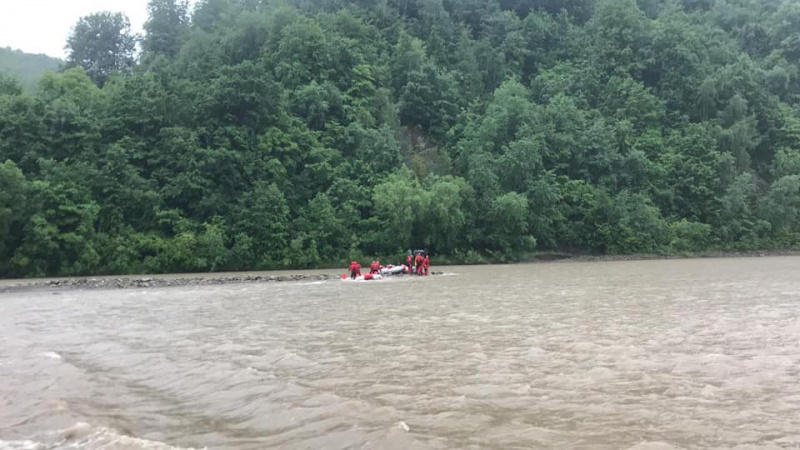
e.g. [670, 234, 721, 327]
[0, 271, 447, 293]
[0, 273, 337, 293]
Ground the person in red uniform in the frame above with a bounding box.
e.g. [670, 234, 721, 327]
[422, 255, 430, 276]
[415, 253, 424, 275]
[348, 261, 361, 279]
[370, 260, 380, 274]
[406, 253, 413, 273]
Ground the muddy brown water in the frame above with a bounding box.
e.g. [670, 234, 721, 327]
[2, 257, 800, 449]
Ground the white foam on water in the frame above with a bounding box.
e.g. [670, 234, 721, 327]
[297, 281, 327, 286]
[0, 440, 44, 450]
[67, 430, 202, 450]
[625, 443, 684, 450]
[6, 423, 208, 450]
[274, 352, 315, 369]
[39, 352, 62, 360]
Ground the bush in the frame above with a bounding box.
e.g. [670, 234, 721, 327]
[594, 191, 669, 254]
[669, 219, 711, 252]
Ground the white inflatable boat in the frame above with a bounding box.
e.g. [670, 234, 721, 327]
[380, 265, 406, 275]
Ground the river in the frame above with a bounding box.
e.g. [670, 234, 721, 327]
[2, 257, 800, 449]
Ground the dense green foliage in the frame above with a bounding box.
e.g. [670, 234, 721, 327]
[65, 12, 138, 86]
[0, 47, 61, 90]
[2, 0, 800, 277]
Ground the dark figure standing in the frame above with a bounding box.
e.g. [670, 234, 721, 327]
[348, 261, 362, 279]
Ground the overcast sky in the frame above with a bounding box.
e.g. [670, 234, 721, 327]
[0, 0, 153, 58]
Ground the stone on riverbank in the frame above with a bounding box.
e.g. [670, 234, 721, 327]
[0, 273, 336, 293]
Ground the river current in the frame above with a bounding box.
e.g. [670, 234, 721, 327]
[2, 257, 800, 449]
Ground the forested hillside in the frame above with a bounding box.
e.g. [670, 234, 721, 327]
[2, 0, 800, 278]
[0, 47, 61, 91]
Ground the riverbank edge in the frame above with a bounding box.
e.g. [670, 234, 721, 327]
[0, 273, 338, 293]
[526, 249, 800, 263]
[1, 250, 797, 294]
[0, 271, 447, 294]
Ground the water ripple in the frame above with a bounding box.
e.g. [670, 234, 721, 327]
[2, 257, 800, 448]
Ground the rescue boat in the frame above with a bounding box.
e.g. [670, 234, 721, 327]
[380, 265, 407, 275]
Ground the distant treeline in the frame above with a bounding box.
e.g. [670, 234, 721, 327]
[2, 0, 800, 278]
[0, 47, 61, 90]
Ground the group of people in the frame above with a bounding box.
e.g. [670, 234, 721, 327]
[346, 251, 431, 279]
[406, 251, 430, 276]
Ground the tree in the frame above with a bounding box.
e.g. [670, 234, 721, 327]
[398, 63, 460, 138]
[351, 124, 403, 177]
[762, 175, 800, 239]
[143, 0, 189, 58]
[488, 192, 532, 254]
[290, 193, 347, 265]
[65, 12, 137, 86]
[717, 173, 765, 247]
[4, 0, 800, 278]
[424, 176, 472, 254]
[0, 84, 47, 172]
[0, 73, 23, 97]
[593, 191, 669, 254]
[234, 182, 290, 268]
[372, 170, 430, 252]
[659, 124, 735, 224]
[0, 160, 27, 276]
[12, 173, 101, 277]
[588, 0, 650, 77]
